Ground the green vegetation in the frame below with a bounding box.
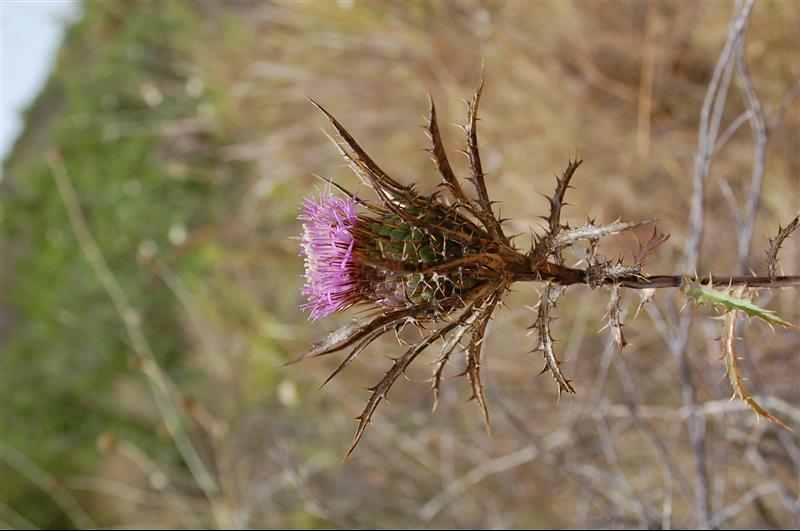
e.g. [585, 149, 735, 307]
[3, 3, 258, 527]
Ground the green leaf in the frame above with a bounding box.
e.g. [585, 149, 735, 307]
[685, 282, 796, 328]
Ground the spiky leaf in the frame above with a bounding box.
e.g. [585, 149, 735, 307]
[721, 312, 791, 430]
[685, 282, 796, 328]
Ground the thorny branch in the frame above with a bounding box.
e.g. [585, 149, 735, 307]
[463, 71, 508, 245]
[766, 212, 800, 280]
[531, 283, 574, 396]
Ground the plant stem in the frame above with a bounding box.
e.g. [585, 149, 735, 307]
[511, 264, 800, 290]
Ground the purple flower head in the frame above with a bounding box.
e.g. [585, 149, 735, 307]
[299, 192, 362, 319]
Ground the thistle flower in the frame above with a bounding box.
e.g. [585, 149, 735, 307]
[299, 190, 487, 317]
[299, 193, 362, 320]
[294, 77, 799, 458]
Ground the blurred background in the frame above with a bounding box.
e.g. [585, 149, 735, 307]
[2, 1, 798, 528]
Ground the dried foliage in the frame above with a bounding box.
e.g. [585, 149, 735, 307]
[602, 283, 628, 350]
[720, 311, 790, 430]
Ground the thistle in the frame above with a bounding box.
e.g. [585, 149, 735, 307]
[295, 76, 800, 458]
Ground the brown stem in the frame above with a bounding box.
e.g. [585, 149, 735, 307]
[511, 263, 800, 290]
